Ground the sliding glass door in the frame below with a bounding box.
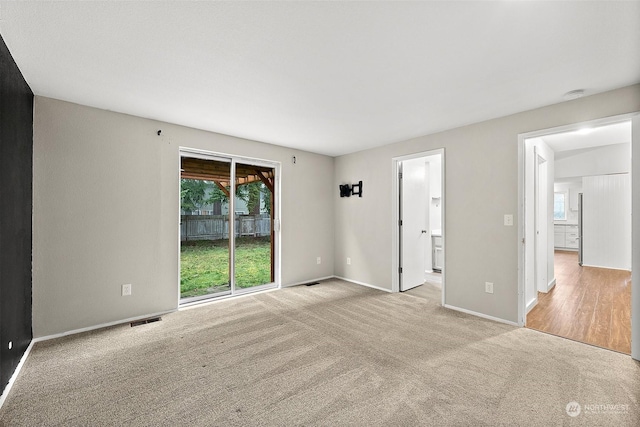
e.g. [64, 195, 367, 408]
[180, 157, 232, 300]
[233, 162, 275, 293]
[180, 152, 277, 304]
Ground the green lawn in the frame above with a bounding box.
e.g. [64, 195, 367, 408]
[180, 237, 271, 298]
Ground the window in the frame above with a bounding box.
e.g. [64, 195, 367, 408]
[554, 192, 566, 220]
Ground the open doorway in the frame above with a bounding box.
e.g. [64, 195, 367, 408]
[179, 150, 279, 305]
[520, 118, 634, 354]
[392, 149, 445, 305]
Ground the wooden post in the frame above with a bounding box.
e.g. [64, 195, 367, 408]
[255, 169, 276, 284]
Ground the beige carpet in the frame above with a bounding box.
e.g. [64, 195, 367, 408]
[1, 279, 638, 426]
[403, 281, 442, 303]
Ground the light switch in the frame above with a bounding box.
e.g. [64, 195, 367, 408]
[504, 214, 513, 226]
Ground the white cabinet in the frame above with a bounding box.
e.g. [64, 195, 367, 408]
[554, 226, 566, 248]
[432, 236, 443, 271]
[554, 224, 578, 250]
[565, 225, 579, 249]
[569, 188, 582, 211]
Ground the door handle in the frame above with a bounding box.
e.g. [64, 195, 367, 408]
[421, 230, 427, 233]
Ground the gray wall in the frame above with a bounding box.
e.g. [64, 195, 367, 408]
[33, 85, 640, 338]
[334, 84, 640, 323]
[33, 97, 335, 338]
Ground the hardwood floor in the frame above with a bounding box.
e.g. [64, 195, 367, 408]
[526, 250, 632, 354]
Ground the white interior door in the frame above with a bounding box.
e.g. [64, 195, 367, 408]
[400, 158, 427, 291]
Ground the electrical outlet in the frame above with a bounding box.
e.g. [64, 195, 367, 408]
[504, 214, 513, 226]
[485, 282, 494, 294]
[122, 284, 132, 296]
[317, 257, 321, 265]
[347, 257, 351, 265]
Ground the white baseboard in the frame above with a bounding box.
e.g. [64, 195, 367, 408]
[33, 309, 176, 343]
[580, 263, 631, 272]
[0, 340, 35, 410]
[333, 276, 392, 293]
[547, 278, 556, 292]
[537, 278, 557, 294]
[284, 276, 334, 287]
[526, 298, 538, 314]
[443, 304, 519, 326]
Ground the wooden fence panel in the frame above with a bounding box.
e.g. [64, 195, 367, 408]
[181, 214, 270, 241]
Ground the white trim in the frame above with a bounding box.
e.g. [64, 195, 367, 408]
[275, 163, 282, 290]
[283, 276, 335, 287]
[579, 264, 632, 272]
[391, 159, 400, 293]
[517, 113, 639, 140]
[440, 150, 446, 307]
[229, 159, 237, 292]
[526, 299, 538, 314]
[0, 340, 35, 410]
[179, 147, 279, 169]
[546, 278, 557, 292]
[444, 304, 519, 327]
[177, 147, 282, 306]
[32, 310, 176, 343]
[632, 114, 640, 361]
[518, 133, 526, 326]
[334, 276, 393, 293]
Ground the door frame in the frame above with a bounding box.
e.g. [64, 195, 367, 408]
[178, 147, 281, 305]
[533, 148, 549, 300]
[391, 148, 445, 306]
[517, 112, 639, 361]
[531, 148, 540, 311]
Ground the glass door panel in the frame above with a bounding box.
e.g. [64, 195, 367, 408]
[233, 162, 275, 291]
[180, 157, 232, 301]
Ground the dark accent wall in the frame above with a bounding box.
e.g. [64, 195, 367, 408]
[0, 33, 33, 395]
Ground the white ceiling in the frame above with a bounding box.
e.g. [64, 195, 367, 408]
[541, 121, 632, 159]
[1, 1, 639, 156]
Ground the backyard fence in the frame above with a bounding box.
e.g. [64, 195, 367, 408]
[181, 214, 271, 241]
